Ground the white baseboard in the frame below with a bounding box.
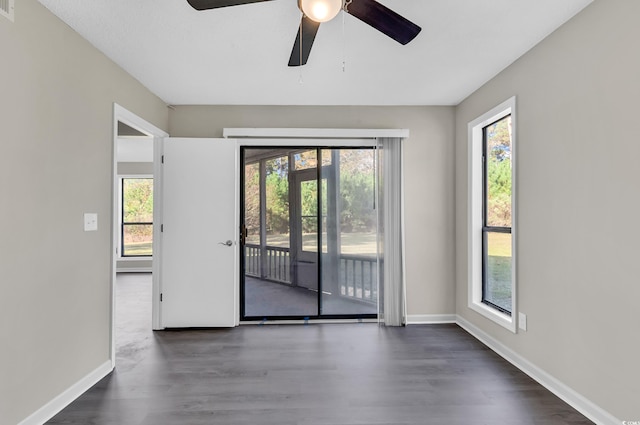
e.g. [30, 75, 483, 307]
[18, 360, 113, 425]
[406, 314, 457, 324]
[455, 315, 620, 425]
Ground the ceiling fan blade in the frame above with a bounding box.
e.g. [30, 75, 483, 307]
[288, 16, 321, 67]
[186, 0, 274, 11]
[346, 0, 421, 45]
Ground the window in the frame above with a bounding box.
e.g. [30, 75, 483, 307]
[483, 115, 513, 314]
[468, 97, 516, 332]
[121, 178, 153, 257]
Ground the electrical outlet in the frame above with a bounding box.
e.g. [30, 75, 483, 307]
[518, 312, 527, 331]
[84, 213, 98, 231]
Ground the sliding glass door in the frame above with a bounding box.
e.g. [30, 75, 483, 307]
[242, 149, 318, 318]
[241, 147, 378, 320]
[320, 149, 377, 316]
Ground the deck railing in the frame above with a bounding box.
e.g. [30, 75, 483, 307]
[245, 244, 291, 283]
[245, 244, 377, 304]
[244, 244, 261, 276]
[339, 254, 378, 304]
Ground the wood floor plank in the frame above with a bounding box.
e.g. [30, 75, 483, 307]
[46, 274, 593, 425]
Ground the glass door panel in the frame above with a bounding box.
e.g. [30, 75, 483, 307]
[242, 148, 317, 318]
[292, 169, 319, 293]
[320, 149, 378, 316]
[241, 147, 377, 320]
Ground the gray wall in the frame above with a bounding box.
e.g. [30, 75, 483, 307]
[169, 105, 457, 318]
[455, 0, 640, 419]
[0, 1, 168, 423]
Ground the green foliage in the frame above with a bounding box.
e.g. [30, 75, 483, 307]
[246, 149, 377, 238]
[300, 179, 318, 217]
[265, 157, 290, 235]
[123, 178, 153, 222]
[486, 118, 512, 227]
[244, 163, 260, 236]
[487, 159, 512, 226]
[339, 169, 375, 232]
[122, 178, 153, 251]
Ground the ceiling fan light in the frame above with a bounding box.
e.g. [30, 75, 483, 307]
[300, 0, 343, 23]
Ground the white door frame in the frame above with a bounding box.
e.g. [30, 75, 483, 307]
[111, 104, 168, 367]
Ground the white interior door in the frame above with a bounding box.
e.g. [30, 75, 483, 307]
[161, 138, 238, 327]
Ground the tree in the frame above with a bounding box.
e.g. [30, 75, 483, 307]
[243, 149, 378, 240]
[265, 157, 290, 235]
[244, 163, 260, 239]
[123, 178, 153, 222]
[338, 149, 375, 232]
[122, 178, 153, 245]
[486, 118, 512, 227]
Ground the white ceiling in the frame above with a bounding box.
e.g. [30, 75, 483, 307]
[38, 0, 593, 106]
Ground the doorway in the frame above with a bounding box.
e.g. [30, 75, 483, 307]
[241, 147, 379, 320]
[111, 104, 168, 365]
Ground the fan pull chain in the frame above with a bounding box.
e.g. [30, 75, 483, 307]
[342, 1, 352, 73]
[342, 10, 347, 72]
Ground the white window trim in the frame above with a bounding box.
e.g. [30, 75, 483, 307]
[118, 174, 153, 260]
[223, 128, 409, 139]
[467, 96, 517, 333]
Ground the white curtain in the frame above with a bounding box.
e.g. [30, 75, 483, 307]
[377, 138, 405, 326]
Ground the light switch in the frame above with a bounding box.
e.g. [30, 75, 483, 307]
[84, 213, 98, 231]
[518, 312, 527, 331]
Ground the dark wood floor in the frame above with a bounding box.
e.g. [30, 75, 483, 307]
[47, 274, 593, 425]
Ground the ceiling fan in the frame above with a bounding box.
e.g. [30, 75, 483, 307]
[186, 0, 421, 66]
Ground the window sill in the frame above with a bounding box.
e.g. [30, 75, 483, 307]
[468, 300, 516, 333]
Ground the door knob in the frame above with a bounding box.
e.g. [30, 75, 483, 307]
[218, 240, 233, 246]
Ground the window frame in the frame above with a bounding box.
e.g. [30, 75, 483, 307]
[468, 97, 517, 332]
[482, 117, 513, 315]
[120, 176, 154, 258]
